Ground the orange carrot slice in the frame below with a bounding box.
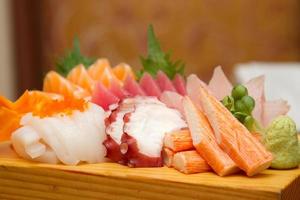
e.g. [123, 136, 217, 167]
[173, 150, 211, 174]
[197, 84, 273, 176]
[43, 71, 89, 99]
[183, 96, 238, 176]
[67, 64, 95, 93]
[164, 129, 193, 152]
[162, 148, 174, 167]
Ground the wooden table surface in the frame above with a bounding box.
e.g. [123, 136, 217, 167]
[0, 142, 299, 200]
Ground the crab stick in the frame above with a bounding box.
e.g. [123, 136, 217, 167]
[183, 97, 238, 176]
[173, 150, 211, 174]
[164, 129, 193, 152]
[197, 84, 273, 176]
[162, 148, 174, 167]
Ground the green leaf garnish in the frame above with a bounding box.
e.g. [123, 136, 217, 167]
[137, 25, 185, 79]
[56, 37, 96, 76]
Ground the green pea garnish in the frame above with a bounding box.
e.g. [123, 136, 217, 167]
[232, 84, 248, 100]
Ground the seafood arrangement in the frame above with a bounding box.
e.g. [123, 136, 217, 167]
[0, 25, 299, 177]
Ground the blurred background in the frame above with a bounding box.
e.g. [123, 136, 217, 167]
[0, 0, 300, 100]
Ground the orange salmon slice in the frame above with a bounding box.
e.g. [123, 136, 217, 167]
[88, 58, 111, 80]
[43, 71, 89, 99]
[197, 84, 273, 176]
[67, 64, 95, 93]
[183, 96, 238, 176]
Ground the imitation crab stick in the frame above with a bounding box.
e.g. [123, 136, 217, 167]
[183, 97, 238, 176]
[162, 148, 174, 167]
[197, 84, 273, 176]
[164, 129, 193, 152]
[172, 150, 211, 174]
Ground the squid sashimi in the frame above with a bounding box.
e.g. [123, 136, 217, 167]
[123, 75, 146, 96]
[196, 81, 273, 176]
[92, 82, 119, 110]
[156, 71, 176, 92]
[208, 66, 232, 100]
[11, 99, 107, 165]
[67, 64, 95, 93]
[139, 73, 162, 97]
[173, 74, 186, 95]
[114, 97, 186, 167]
[43, 71, 89, 99]
[183, 97, 238, 176]
[159, 91, 184, 114]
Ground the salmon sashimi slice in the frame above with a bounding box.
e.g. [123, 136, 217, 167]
[88, 58, 111, 80]
[43, 71, 90, 99]
[183, 96, 238, 176]
[197, 84, 273, 176]
[112, 63, 135, 82]
[67, 64, 95, 93]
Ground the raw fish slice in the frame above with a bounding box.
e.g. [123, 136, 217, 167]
[139, 73, 162, 97]
[67, 64, 95, 93]
[245, 75, 265, 124]
[121, 99, 186, 167]
[112, 63, 135, 82]
[156, 71, 176, 92]
[208, 66, 233, 100]
[123, 75, 145, 96]
[183, 97, 238, 176]
[197, 83, 273, 176]
[109, 79, 130, 99]
[88, 58, 111, 80]
[186, 74, 209, 111]
[173, 74, 187, 95]
[159, 91, 184, 114]
[92, 82, 120, 110]
[263, 100, 290, 127]
[43, 71, 89, 99]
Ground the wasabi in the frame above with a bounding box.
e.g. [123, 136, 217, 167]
[264, 116, 300, 169]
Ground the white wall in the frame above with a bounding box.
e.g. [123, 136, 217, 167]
[0, 0, 15, 100]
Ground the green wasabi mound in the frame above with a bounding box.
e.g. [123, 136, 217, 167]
[264, 116, 300, 169]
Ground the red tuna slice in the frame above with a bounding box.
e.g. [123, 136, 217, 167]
[173, 74, 187, 95]
[156, 71, 176, 92]
[91, 82, 119, 110]
[139, 73, 162, 97]
[159, 91, 184, 115]
[109, 79, 130, 99]
[123, 75, 145, 96]
[121, 97, 187, 167]
[208, 66, 233, 100]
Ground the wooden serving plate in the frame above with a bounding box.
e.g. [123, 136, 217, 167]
[0, 142, 299, 200]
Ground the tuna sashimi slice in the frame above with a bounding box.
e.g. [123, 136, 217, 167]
[109, 80, 130, 99]
[159, 91, 184, 114]
[139, 73, 162, 97]
[123, 76, 146, 96]
[156, 71, 176, 92]
[208, 66, 233, 100]
[173, 74, 187, 95]
[197, 83, 273, 176]
[183, 97, 238, 176]
[91, 82, 119, 110]
[245, 75, 265, 124]
[263, 100, 290, 127]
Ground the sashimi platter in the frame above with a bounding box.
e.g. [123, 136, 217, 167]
[0, 25, 299, 200]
